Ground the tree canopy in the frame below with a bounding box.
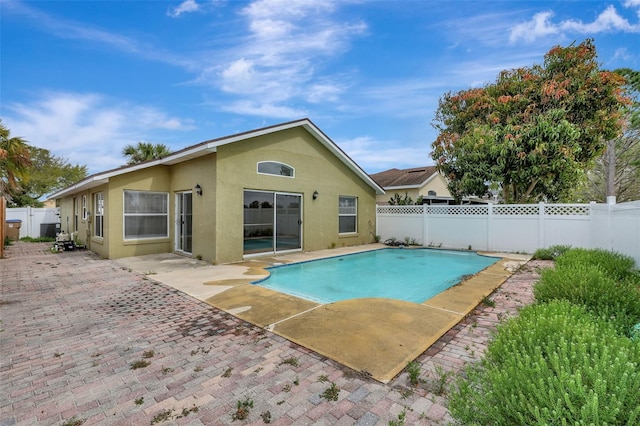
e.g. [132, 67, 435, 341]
[10, 147, 88, 207]
[122, 142, 172, 165]
[1, 120, 31, 202]
[577, 68, 640, 203]
[1, 120, 88, 207]
[430, 39, 629, 203]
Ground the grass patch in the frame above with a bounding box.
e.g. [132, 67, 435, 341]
[130, 360, 151, 370]
[20, 236, 56, 243]
[61, 417, 86, 426]
[279, 357, 299, 367]
[232, 397, 253, 421]
[321, 382, 340, 401]
[406, 361, 421, 386]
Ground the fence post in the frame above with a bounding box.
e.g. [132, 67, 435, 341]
[27, 205, 32, 238]
[588, 201, 595, 249]
[487, 203, 493, 251]
[538, 202, 545, 250]
[422, 204, 429, 247]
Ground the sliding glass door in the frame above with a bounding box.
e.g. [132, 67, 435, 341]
[243, 190, 301, 255]
[176, 192, 193, 254]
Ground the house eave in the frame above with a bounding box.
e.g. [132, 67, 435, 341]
[384, 185, 422, 191]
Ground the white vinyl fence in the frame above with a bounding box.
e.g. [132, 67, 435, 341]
[376, 201, 640, 267]
[5, 207, 60, 239]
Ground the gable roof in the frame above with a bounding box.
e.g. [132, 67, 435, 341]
[369, 166, 439, 189]
[50, 118, 385, 198]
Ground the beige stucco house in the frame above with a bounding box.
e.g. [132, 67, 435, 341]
[369, 166, 451, 205]
[50, 119, 384, 264]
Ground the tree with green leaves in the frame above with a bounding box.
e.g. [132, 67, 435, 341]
[10, 147, 87, 207]
[577, 68, 640, 203]
[0, 120, 31, 202]
[122, 141, 172, 165]
[388, 192, 424, 205]
[431, 39, 629, 203]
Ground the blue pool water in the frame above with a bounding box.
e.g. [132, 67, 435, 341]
[254, 248, 498, 304]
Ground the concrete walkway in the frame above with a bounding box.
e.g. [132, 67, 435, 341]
[1, 242, 549, 425]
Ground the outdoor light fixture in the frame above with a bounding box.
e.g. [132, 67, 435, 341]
[195, 184, 203, 196]
[313, 190, 319, 200]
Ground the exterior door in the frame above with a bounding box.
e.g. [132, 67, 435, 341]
[243, 190, 302, 255]
[176, 192, 193, 254]
[275, 193, 301, 252]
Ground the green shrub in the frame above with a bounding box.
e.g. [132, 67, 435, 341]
[449, 301, 640, 425]
[532, 244, 571, 260]
[534, 263, 640, 334]
[554, 248, 638, 281]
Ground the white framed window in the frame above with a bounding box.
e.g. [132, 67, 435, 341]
[82, 195, 87, 220]
[123, 190, 169, 240]
[257, 161, 294, 178]
[338, 196, 357, 234]
[94, 192, 104, 238]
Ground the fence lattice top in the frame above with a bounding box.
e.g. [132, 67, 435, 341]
[377, 203, 594, 216]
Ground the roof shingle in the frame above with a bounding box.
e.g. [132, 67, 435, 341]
[369, 166, 437, 188]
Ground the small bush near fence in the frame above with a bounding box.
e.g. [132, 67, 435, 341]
[531, 244, 571, 260]
[449, 301, 640, 425]
[535, 262, 640, 334]
[449, 248, 640, 425]
[554, 247, 638, 281]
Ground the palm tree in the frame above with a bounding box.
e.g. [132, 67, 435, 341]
[122, 142, 172, 165]
[0, 120, 32, 201]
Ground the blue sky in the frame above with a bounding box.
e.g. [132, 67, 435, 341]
[2, 0, 639, 175]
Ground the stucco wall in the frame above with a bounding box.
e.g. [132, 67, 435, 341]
[170, 154, 217, 262]
[106, 167, 172, 258]
[215, 127, 378, 263]
[418, 174, 450, 197]
[375, 173, 452, 205]
[58, 186, 109, 258]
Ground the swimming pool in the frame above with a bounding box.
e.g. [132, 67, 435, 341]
[254, 248, 498, 303]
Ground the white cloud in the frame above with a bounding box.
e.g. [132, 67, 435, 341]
[218, 100, 307, 119]
[510, 5, 640, 44]
[201, 0, 366, 117]
[509, 11, 559, 43]
[338, 136, 432, 173]
[561, 5, 637, 33]
[3, 92, 194, 174]
[613, 47, 632, 62]
[168, 0, 200, 18]
[306, 83, 344, 104]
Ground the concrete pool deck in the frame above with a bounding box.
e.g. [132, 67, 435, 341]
[116, 245, 530, 383]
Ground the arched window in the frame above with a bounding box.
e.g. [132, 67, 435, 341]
[428, 190, 437, 196]
[257, 161, 295, 178]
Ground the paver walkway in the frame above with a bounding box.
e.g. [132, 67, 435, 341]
[0, 242, 549, 425]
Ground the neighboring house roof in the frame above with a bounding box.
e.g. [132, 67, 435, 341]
[369, 166, 439, 190]
[50, 118, 385, 199]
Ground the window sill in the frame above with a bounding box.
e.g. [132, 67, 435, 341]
[123, 237, 170, 246]
[338, 233, 358, 237]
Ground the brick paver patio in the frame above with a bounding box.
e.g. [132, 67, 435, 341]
[0, 242, 548, 425]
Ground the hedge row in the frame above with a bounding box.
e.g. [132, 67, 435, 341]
[449, 248, 640, 425]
